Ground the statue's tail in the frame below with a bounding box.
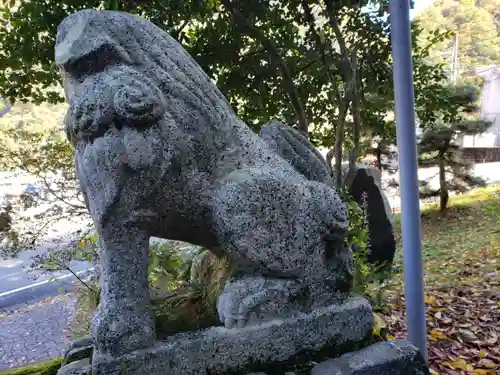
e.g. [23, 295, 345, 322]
[259, 120, 334, 187]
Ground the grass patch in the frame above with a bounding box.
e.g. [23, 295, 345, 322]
[382, 185, 500, 374]
[392, 185, 499, 290]
[0, 358, 62, 375]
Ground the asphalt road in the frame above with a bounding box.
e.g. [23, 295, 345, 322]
[0, 245, 93, 311]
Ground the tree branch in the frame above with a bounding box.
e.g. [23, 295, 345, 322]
[221, 0, 309, 137]
[348, 49, 361, 177]
[172, 19, 190, 42]
[324, 1, 351, 68]
[50, 259, 96, 294]
[238, 47, 266, 60]
[301, 0, 343, 106]
[302, 0, 352, 185]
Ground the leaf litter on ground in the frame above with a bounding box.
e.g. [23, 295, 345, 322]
[379, 186, 500, 375]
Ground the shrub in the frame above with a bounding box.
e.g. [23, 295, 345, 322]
[341, 189, 393, 307]
[68, 241, 201, 338]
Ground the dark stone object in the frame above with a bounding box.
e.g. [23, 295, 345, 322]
[346, 166, 396, 272]
[58, 358, 91, 375]
[62, 336, 93, 366]
[311, 340, 430, 375]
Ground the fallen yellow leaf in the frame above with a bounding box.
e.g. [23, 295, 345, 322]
[425, 295, 437, 304]
[442, 357, 472, 371]
[372, 312, 388, 339]
[430, 330, 448, 340]
[477, 358, 498, 369]
[474, 370, 496, 375]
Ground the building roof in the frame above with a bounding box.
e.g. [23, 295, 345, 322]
[475, 65, 500, 78]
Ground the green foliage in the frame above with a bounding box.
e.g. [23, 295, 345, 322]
[340, 190, 390, 303]
[0, 1, 103, 104]
[152, 284, 221, 337]
[0, 124, 85, 258]
[417, 83, 490, 210]
[0, 358, 62, 375]
[342, 189, 369, 253]
[31, 235, 193, 296]
[148, 241, 192, 294]
[0, 0, 396, 147]
[0, 0, 460, 177]
[69, 242, 216, 338]
[415, 0, 500, 77]
[359, 21, 453, 167]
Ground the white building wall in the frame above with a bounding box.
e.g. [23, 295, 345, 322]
[463, 66, 500, 147]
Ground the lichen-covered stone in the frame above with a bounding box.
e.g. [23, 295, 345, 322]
[57, 359, 91, 375]
[56, 8, 354, 363]
[62, 346, 93, 367]
[62, 336, 93, 366]
[310, 340, 429, 375]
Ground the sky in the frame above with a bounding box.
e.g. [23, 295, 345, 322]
[410, 0, 436, 19]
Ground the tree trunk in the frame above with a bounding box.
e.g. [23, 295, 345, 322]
[376, 147, 382, 170]
[334, 108, 348, 188]
[438, 151, 448, 211]
[348, 52, 360, 177]
[301, 0, 344, 183]
[222, 0, 309, 137]
[324, 1, 357, 189]
[326, 148, 335, 177]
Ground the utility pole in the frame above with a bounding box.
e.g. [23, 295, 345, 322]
[451, 32, 459, 84]
[389, 0, 428, 363]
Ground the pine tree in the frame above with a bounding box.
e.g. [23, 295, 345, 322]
[417, 84, 491, 210]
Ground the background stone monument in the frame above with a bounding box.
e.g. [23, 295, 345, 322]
[342, 164, 397, 274]
[55, 9, 428, 375]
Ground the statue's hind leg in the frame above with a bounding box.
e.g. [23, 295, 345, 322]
[216, 275, 301, 328]
[211, 167, 349, 328]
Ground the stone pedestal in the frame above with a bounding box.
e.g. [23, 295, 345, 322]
[311, 340, 430, 375]
[93, 296, 371, 375]
[59, 296, 372, 375]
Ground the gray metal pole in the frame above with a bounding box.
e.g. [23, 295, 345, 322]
[389, 0, 428, 362]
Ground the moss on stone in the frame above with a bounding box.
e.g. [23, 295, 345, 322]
[189, 250, 233, 304]
[153, 291, 220, 338]
[70, 250, 233, 339]
[0, 358, 62, 375]
[154, 251, 233, 337]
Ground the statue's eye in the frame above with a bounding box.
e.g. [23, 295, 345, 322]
[63, 42, 125, 79]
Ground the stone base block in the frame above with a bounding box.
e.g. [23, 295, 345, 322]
[311, 340, 429, 375]
[92, 296, 372, 375]
[58, 359, 91, 375]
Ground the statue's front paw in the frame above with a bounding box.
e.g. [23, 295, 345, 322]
[216, 276, 299, 329]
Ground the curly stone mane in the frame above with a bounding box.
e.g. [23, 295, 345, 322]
[55, 9, 235, 145]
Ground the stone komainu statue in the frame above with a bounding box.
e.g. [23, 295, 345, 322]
[56, 9, 353, 359]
